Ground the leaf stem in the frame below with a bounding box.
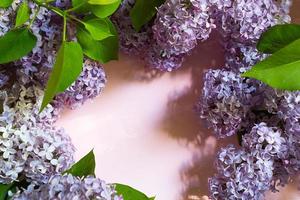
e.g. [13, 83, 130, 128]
[27, 6, 40, 29]
[66, 2, 86, 13]
[31, 0, 84, 25]
[63, 12, 67, 41]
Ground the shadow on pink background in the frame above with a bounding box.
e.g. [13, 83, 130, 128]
[56, 3, 300, 200]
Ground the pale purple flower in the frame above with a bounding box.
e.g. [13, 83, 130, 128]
[242, 123, 287, 158]
[220, 0, 292, 43]
[0, 84, 74, 184]
[13, 174, 123, 200]
[55, 59, 107, 109]
[209, 145, 274, 200]
[152, 0, 215, 56]
[112, 0, 152, 55]
[198, 69, 258, 137]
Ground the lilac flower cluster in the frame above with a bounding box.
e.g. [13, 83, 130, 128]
[209, 145, 273, 200]
[0, 0, 119, 199]
[198, 69, 258, 138]
[114, 0, 291, 72]
[55, 60, 107, 109]
[114, 0, 218, 71]
[12, 174, 122, 200]
[0, 0, 107, 108]
[189, 0, 299, 198]
[220, 0, 291, 44]
[0, 84, 75, 184]
[112, 0, 152, 55]
[209, 123, 290, 199]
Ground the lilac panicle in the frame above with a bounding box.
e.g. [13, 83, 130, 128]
[209, 145, 274, 200]
[198, 69, 258, 138]
[112, 0, 152, 55]
[12, 174, 123, 200]
[0, 84, 75, 184]
[55, 60, 107, 109]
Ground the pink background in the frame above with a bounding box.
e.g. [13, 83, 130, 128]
[56, 3, 300, 200]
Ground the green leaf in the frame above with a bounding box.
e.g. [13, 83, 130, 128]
[40, 42, 83, 111]
[0, 183, 13, 200]
[88, 0, 119, 5]
[71, 0, 90, 13]
[130, 0, 165, 31]
[115, 184, 154, 200]
[242, 38, 300, 90]
[98, 18, 119, 62]
[83, 18, 113, 40]
[257, 24, 300, 54]
[63, 149, 96, 178]
[77, 18, 118, 63]
[15, 1, 30, 27]
[0, 0, 13, 8]
[76, 26, 102, 61]
[91, 0, 121, 18]
[0, 28, 37, 64]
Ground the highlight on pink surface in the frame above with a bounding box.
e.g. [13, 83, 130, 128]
[56, 4, 300, 200]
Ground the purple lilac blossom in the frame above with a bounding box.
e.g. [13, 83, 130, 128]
[0, 0, 61, 84]
[12, 174, 123, 200]
[220, 0, 292, 44]
[0, 84, 75, 184]
[223, 41, 267, 73]
[16, 6, 62, 85]
[112, 0, 152, 55]
[148, 0, 218, 71]
[197, 69, 258, 138]
[275, 91, 300, 186]
[55, 60, 107, 109]
[242, 123, 287, 159]
[152, 0, 215, 57]
[209, 145, 274, 200]
[145, 44, 185, 72]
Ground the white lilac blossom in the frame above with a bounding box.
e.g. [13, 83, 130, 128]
[12, 174, 123, 200]
[209, 145, 274, 200]
[0, 85, 74, 184]
[198, 69, 258, 138]
[112, 0, 152, 55]
[54, 59, 107, 109]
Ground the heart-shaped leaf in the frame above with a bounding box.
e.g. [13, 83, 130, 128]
[63, 149, 96, 178]
[257, 24, 300, 54]
[0, 0, 13, 8]
[83, 18, 113, 40]
[40, 41, 83, 111]
[130, 0, 165, 31]
[243, 38, 300, 90]
[91, 0, 121, 18]
[115, 183, 155, 200]
[15, 1, 30, 27]
[0, 28, 37, 64]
